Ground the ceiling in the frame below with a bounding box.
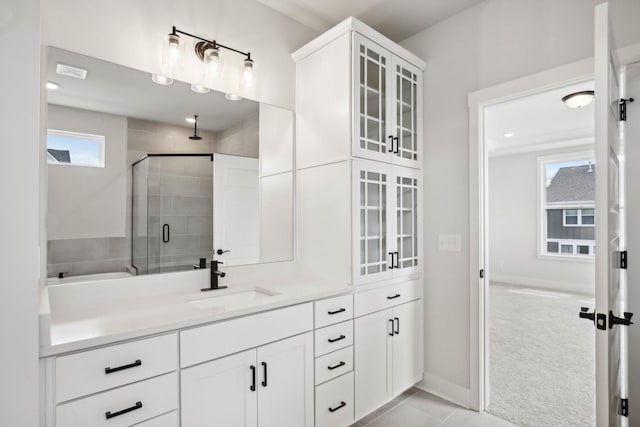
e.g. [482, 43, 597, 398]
[255, 0, 485, 41]
[485, 81, 595, 157]
[47, 48, 259, 133]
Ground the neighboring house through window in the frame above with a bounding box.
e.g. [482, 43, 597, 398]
[539, 153, 595, 257]
[47, 129, 105, 167]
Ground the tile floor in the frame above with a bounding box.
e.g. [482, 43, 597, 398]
[351, 389, 517, 427]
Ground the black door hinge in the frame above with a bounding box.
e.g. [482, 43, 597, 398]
[619, 98, 634, 121]
[480, 269, 484, 279]
[621, 398, 629, 417]
[616, 250, 628, 269]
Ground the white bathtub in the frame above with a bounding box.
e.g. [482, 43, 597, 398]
[46, 271, 134, 285]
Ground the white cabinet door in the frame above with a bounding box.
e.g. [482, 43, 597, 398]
[180, 349, 258, 427]
[391, 300, 421, 395]
[257, 332, 314, 427]
[390, 56, 422, 168]
[390, 167, 421, 278]
[353, 160, 394, 285]
[353, 33, 394, 164]
[354, 309, 392, 419]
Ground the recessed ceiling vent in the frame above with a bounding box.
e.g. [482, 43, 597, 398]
[56, 63, 88, 80]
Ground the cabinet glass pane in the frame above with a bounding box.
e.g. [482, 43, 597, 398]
[358, 43, 387, 155]
[395, 65, 418, 162]
[396, 174, 418, 269]
[359, 168, 388, 278]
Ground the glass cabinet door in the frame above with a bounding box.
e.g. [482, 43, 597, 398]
[353, 160, 393, 285]
[392, 167, 421, 277]
[391, 57, 422, 168]
[353, 33, 393, 163]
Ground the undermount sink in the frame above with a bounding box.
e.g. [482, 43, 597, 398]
[188, 289, 277, 310]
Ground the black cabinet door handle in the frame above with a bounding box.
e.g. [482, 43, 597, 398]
[105, 401, 142, 419]
[162, 224, 170, 243]
[328, 361, 346, 370]
[388, 252, 395, 269]
[389, 318, 395, 336]
[328, 335, 346, 343]
[388, 135, 394, 153]
[387, 294, 401, 300]
[394, 251, 400, 269]
[250, 365, 256, 391]
[329, 401, 347, 413]
[104, 359, 142, 375]
[261, 361, 268, 387]
[328, 308, 346, 315]
[394, 317, 400, 335]
[393, 136, 399, 154]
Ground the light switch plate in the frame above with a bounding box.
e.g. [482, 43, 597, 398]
[438, 234, 461, 252]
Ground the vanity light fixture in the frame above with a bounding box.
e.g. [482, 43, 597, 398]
[46, 81, 60, 90]
[189, 115, 203, 141]
[190, 83, 210, 94]
[151, 73, 173, 85]
[561, 90, 595, 109]
[162, 26, 255, 87]
[225, 93, 243, 101]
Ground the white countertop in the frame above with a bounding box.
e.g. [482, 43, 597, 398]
[40, 270, 351, 357]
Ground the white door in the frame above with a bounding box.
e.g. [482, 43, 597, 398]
[391, 300, 421, 395]
[180, 349, 258, 427]
[353, 33, 394, 164]
[353, 159, 394, 285]
[257, 333, 314, 427]
[354, 309, 393, 419]
[391, 167, 422, 278]
[213, 153, 260, 265]
[594, 3, 631, 426]
[390, 56, 422, 169]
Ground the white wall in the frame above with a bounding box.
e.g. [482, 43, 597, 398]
[489, 148, 595, 295]
[41, 0, 318, 110]
[47, 105, 128, 239]
[400, 0, 640, 404]
[0, 0, 41, 425]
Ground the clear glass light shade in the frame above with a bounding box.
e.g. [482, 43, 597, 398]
[562, 91, 594, 109]
[191, 83, 210, 94]
[242, 58, 254, 86]
[163, 33, 184, 68]
[151, 74, 173, 85]
[203, 47, 221, 80]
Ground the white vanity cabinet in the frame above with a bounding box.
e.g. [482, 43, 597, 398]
[181, 332, 314, 427]
[353, 282, 423, 420]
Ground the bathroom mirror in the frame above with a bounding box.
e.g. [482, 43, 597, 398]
[45, 47, 294, 283]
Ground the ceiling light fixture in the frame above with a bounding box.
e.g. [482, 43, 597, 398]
[152, 74, 173, 85]
[46, 81, 59, 90]
[503, 132, 515, 138]
[561, 90, 595, 109]
[185, 117, 196, 124]
[189, 115, 202, 141]
[225, 93, 243, 101]
[161, 26, 255, 88]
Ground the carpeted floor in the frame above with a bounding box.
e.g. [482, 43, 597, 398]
[486, 283, 595, 427]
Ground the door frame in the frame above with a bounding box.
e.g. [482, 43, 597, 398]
[467, 42, 640, 412]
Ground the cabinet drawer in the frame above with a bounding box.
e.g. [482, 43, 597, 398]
[181, 303, 313, 368]
[316, 372, 354, 427]
[315, 320, 353, 357]
[55, 333, 177, 403]
[56, 372, 178, 427]
[354, 280, 422, 317]
[135, 411, 178, 427]
[315, 346, 353, 385]
[315, 294, 353, 328]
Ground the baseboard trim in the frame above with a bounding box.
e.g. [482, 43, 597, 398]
[416, 373, 471, 409]
[490, 274, 593, 297]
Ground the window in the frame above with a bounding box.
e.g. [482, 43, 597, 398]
[539, 153, 595, 258]
[563, 208, 595, 226]
[47, 129, 105, 167]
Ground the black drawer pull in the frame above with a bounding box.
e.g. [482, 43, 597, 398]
[105, 359, 142, 374]
[328, 308, 346, 315]
[328, 361, 346, 370]
[250, 365, 256, 391]
[328, 335, 346, 343]
[105, 401, 142, 419]
[261, 361, 268, 387]
[329, 401, 347, 413]
[387, 294, 401, 300]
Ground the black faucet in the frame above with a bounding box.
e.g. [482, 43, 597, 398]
[201, 260, 227, 292]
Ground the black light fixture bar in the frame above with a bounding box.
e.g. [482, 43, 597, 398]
[171, 26, 252, 60]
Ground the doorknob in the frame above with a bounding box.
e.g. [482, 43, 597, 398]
[579, 307, 596, 324]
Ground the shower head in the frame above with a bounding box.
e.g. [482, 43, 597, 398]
[189, 115, 202, 140]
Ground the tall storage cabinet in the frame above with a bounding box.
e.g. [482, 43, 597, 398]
[294, 16, 426, 424]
